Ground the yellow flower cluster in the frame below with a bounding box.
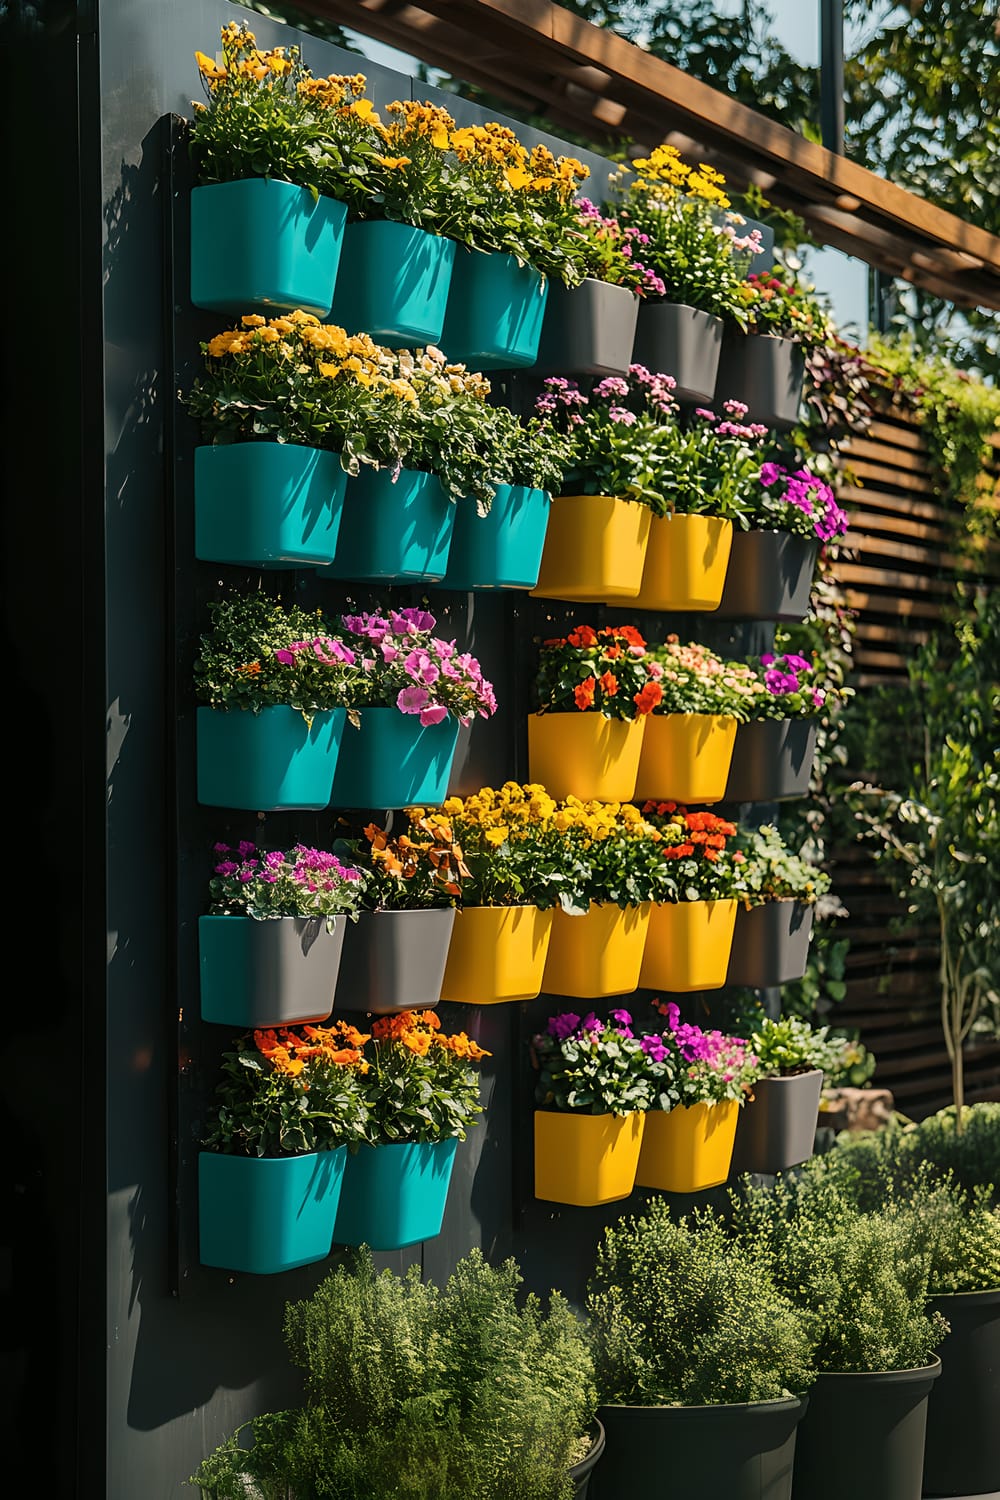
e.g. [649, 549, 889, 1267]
[418, 783, 662, 850]
[620, 143, 731, 209]
[380, 98, 455, 152]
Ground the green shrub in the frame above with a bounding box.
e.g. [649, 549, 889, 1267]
[824, 1104, 1000, 1209]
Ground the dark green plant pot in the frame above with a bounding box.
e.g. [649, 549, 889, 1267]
[729, 1069, 823, 1178]
[725, 901, 815, 988]
[791, 1360, 941, 1500]
[712, 530, 819, 622]
[723, 719, 818, 804]
[630, 300, 723, 405]
[922, 1288, 1000, 1497]
[333, 907, 456, 1014]
[531, 278, 640, 377]
[592, 1396, 806, 1500]
[569, 1418, 606, 1500]
[714, 330, 805, 430]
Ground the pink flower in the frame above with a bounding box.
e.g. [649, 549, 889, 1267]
[396, 685, 429, 715]
[419, 703, 449, 726]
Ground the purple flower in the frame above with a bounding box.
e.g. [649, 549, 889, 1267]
[547, 1012, 581, 1040]
[765, 668, 800, 695]
[760, 653, 775, 667]
[640, 1034, 668, 1062]
[214, 861, 239, 876]
[783, 653, 811, 671]
[759, 461, 784, 488]
[581, 1012, 603, 1033]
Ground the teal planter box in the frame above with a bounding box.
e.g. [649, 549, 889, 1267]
[438, 485, 551, 591]
[317, 466, 456, 583]
[329, 220, 456, 347]
[190, 178, 347, 316]
[333, 1139, 459, 1250]
[331, 707, 459, 808]
[196, 704, 346, 811]
[441, 249, 548, 369]
[199, 914, 348, 1027]
[194, 443, 348, 568]
[199, 1148, 347, 1274]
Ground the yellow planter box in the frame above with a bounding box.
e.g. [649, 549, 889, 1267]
[439, 904, 555, 1004]
[530, 493, 651, 602]
[633, 713, 738, 805]
[634, 1100, 740, 1192]
[638, 899, 738, 993]
[528, 712, 646, 802]
[633, 513, 733, 612]
[542, 901, 651, 998]
[534, 1109, 645, 1205]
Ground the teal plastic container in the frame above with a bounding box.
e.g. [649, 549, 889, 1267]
[438, 484, 552, 590]
[190, 178, 347, 315]
[330, 707, 459, 808]
[329, 220, 456, 347]
[194, 443, 348, 568]
[440, 249, 549, 369]
[332, 1139, 458, 1250]
[317, 467, 456, 583]
[199, 1148, 347, 1274]
[196, 704, 346, 810]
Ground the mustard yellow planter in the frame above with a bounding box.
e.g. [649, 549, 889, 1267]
[633, 514, 733, 612]
[542, 901, 651, 998]
[634, 1100, 740, 1192]
[530, 493, 651, 602]
[534, 1109, 645, 1205]
[528, 712, 646, 802]
[638, 898, 738, 993]
[439, 904, 555, 1004]
[633, 713, 738, 805]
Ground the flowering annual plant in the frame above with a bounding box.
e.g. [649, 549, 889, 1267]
[548, 797, 674, 911]
[338, 607, 497, 726]
[646, 636, 765, 721]
[652, 399, 771, 523]
[208, 840, 366, 927]
[569, 198, 666, 296]
[201, 1021, 372, 1157]
[414, 783, 569, 910]
[747, 1015, 841, 1079]
[640, 803, 747, 903]
[360, 1009, 491, 1144]
[737, 269, 834, 350]
[733, 824, 832, 909]
[532, 623, 662, 719]
[338, 815, 470, 913]
[751, 460, 850, 541]
[645, 1000, 759, 1106]
[531, 1010, 668, 1116]
[744, 650, 835, 720]
[193, 591, 362, 717]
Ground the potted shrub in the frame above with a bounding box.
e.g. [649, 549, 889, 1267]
[713, 457, 850, 621]
[189, 1246, 601, 1498]
[637, 801, 745, 992]
[728, 1015, 835, 1178]
[199, 838, 366, 1027]
[725, 822, 831, 987]
[722, 647, 837, 804]
[531, 1009, 663, 1206]
[332, 1008, 491, 1250]
[714, 267, 833, 430]
[197, 1020, 371, 1274]
[330, 606, 497, 807]
[191, 590, 363, 811]
[584, 1197, 815, 1500]
[528, 623, 660, 800]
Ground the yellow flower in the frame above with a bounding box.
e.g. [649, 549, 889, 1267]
[484, 826, 509, 847]
[374, 154, 411, 170]
[504, 165, 532, 191]
[241, 313, 266, 328]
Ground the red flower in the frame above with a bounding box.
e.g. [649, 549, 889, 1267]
[567, 625, 598, 648]
[633, 681, 663, 715]
[599, 671, 619, 696]
[574, 676, 596, 710]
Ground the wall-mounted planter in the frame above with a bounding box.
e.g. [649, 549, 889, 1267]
[723, 719, 819, 804]
[190, 177, 347, 316]
[630, 301, 724, 405]
[330, 706, 460, 808]
[440, 248, 548, 369]
[726, 900, 815, 989]
[530, 277, 639, 377]
[440, 903, 555, 1004]
[634, 1099, 740, 1193]
[529, 493, 652, 603]
[534, 1109, 645, 1206]
[316, 466, 455, 584]
[198, 914, 348, 1027]
[713, 330, 805, 431]
[712, 530, 819, 621]
[328, 219, 456, 347]
[632, 712, 737, 805]
[198, 1147, 347, 1275]
[196, 704, 346, 811]
[527, 712, 646, 802]
[729, 1069, 823, 1178]
[437, 484, 551, 591]
[542, 901, 651, 999]
[194, 442, 347, 568]
[632, 513, 733, 612]
[332, 1138, 458, 1250]
[922, 1288, 1000, 1498]
[333, 907, 456, 1014]
[639, 898, 738, 993]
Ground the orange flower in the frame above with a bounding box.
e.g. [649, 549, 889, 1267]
[633, 681, 663, 715]
[402, 1030, 432, 1056]
[574, 676, 597, 710]
[599, 671, 619, 696]
[567, 624, 598, 647]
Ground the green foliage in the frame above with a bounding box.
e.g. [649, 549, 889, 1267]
[734, 823, 832, 906]
[584, 1197, 817, 1405]
[749, 1016, 842, 1079]
[824, 1105, 1000, 1208]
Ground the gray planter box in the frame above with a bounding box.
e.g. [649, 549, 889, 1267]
[630, 301, 723, 404]
[726, 900, 815, 988]
[792, 1360, 940, 1500]
[198, 914, 347, 1027]
[730, 1069, 824, 1178]
[713, 529, 818, 621]
[723, 719, 818, 804]
[530, 278, 639, 377]
[333, 908, 456, 1014]
[713, 329, 805, 430]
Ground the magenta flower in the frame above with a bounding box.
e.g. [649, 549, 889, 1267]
[547, 1012, 581, 1040]
[418, 703, 449, 727]
[397, 685, 430, 715]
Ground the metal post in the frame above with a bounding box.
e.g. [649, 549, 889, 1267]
[820, 0, 845, 154]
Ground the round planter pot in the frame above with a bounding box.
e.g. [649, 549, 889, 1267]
[530, 493, 652, 603]
[633, 513, 733, 612]
[630, 301, 724, 405]
[712, 530, 819, 621]
[531, 278, 640, 377]
[528, 712, 646, 802]
[333, 907, 456, 1014]
[332, 1138, 459, 1251]
[196, 704, 347, 812]
[569, 1418, 606, 1500]
[330, 706, 461, 809]
[198, 1147, 347, 1275]
[725, 900, 815, 988]
[592, 1395, 807, 1500]
[713, 330, 806, 431]
[922, 1287, 1000, 1497]
[198, 914, 348, 1027]
[542, 902, 652, 999]
[194, 442, 348, 569]
[439, 904, 555, 1004]
[316, 466, 456, 584]
[440, 247, 548, 369]
[534, 1110, 645, 1207]
[639, 899, 738, 993]
[791, 1359, 941, 1500]
[633, 712, 737, 806]
[634, 1100, 740, 1193]
[723, 719, 819, 804]
[729, 1069, 823, 1178]
[329, 219, 456, 347]
[437, 484, 551, 591]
